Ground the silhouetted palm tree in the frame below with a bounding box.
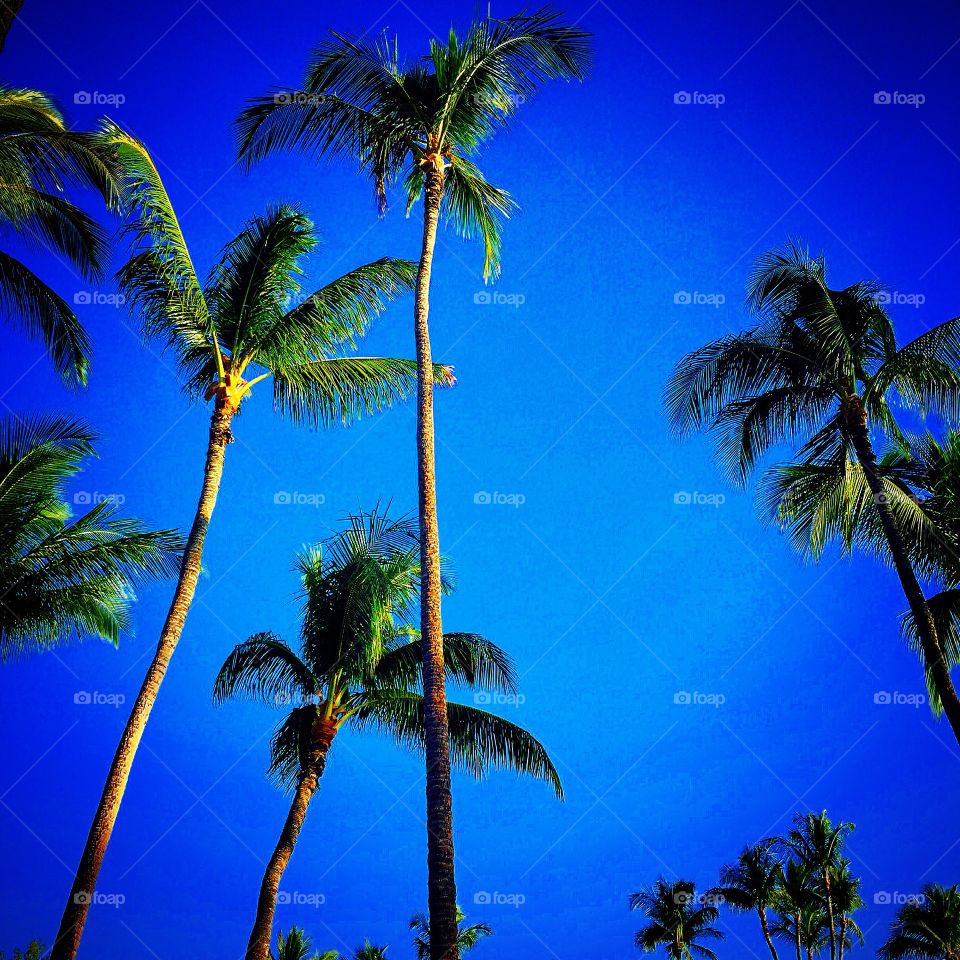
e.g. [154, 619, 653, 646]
[880, 885, 960, 960]
[711, 844, 783, 960]
[630, 879, 724, 960]
[215, 510, 561, 960]
[236, 18, 590, 957]
[410, 906, 492, 958]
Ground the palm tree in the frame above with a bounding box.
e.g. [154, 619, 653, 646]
[778, 812, 853, 960]
[0, 87, 120, 384]
[274, 928, 320, 960]
[235, 17, 590, 958]
[51, 128, 449, 960]
[666, 241, 960, 745]
[711, 844, 783, 960]
[352, 944, 388, 960]
[214, 509, 561, 960]
[0, 414, 180, 657]
[770, 859, 821, 960]
[0, 942, 44, 960]
[629, 879, 724, 960]
[880, 884, 960, 960]
[831, 861, 863, 960]
[410, 906, 492, 959]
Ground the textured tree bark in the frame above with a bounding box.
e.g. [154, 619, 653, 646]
[414, 162, 459, 960]
[0, 0, 24, 52]
[244, 717, 336, 960]
[842, 393, 960, 745]
[51, 401, 236, 960]
[758, 907, 779, 960]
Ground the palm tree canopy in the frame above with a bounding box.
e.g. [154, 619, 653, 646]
[630, 879, 724, 960]
[274, 928, 319, 960]
[213, 508, 563, 797]
[0, 87, 121, 384]
[236, 9, 591, 279]
[666, 242, 960, 489]
[0, 414, 182, 657]
[99, 122, 452, 422]
[410, 906, 492, 959]
[711, 843, 783, 912]
[880, 884, 960, 960]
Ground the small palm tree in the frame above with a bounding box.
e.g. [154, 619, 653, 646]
[771, 859, 822, 960]
[0, 87, 120, 384]
[51, 128, 449, 960]
[274, 928, 319, 960]
[352, 944, 388, 960]
[0, 414, 180, 657]
[831, 861, 863, 960]
[0, 941, 45, 960]
[215, 509, 561, 960]
[711, 844, 782, 960]
[630, 879, 724, 960]
[410, 906, 492, 959]
[880, 884, 960, 960]
[667, 241, 960, 744]
[236, 19, 590, 959]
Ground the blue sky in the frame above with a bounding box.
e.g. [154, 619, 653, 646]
[2, 0, 960, 958]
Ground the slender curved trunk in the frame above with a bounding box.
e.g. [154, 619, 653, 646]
[822, 873, 836, 960]
[838, 917, 847, 960]
[843, 394, 960, 745]
[793, 914, 803, 960]
[758, 907, 779, 960]
[414, 162, 459, 960]
[245, 718, 336, 960]
[51, 401, 236, 960]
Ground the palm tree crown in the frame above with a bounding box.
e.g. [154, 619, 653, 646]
[410, 906, 492, 959]
[880, 884, 960, 960]
[0, 414, 180, 657]
[236, 9, 591, 278]
[0, 87, 120, 384]
[630, 879, 724, 960]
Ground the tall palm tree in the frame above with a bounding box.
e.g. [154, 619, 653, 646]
[666, 241, 960, 745]
[51, 128, 450, 960]
[410, 906, 492, 959]
[0, 414, 180, 657]
[711, 844, 783, 960]
[771, 859, 821, 960]
[880, 884, 960, 960]
[235, 17, 590, 958]
[214, 510, 561, 960]
[0, 87, 120, 384]
[629, 879, 724, 960]
[830, 861, 863, 960]
[777, 812, 853, 960]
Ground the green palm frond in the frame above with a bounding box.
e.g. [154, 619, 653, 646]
[213, 632, 316, 706]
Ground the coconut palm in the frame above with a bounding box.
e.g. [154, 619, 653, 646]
[0, 414, 180, 657]
[831, 861, 863, 960]
[235, 17, 590, 957]
[880, 884, 960, 960]
[410, 906, 492, 959]
[352, 944, 388, 960]
[51, 128, 450, 960]
[214, 509, 561, 960]
[666, 241, 960, 744]
[274, 928, 320, 960]
[629, 879, 724, 960]
[777, 812, 853, 960]
[711, 844, 783, 960]
[0, 941, 44, 960]
[0, 87, 120, 384]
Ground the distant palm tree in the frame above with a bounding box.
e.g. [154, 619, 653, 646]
[0, 940, 44, 960]
[0, 414, 180, 658]
[236, 18, 590, 958]
[630, 879, 724, 960]
[880, 884, 960, 960]
[770, 859, 821, 960]
[711, 844, 783, 960]
[778, 812, 853, 960]
[352, 944, 388, 960]
[215, 509, 561, 960]
[410, 906, 492, 959]
[51, 128, 449, 960]
[667, 241, 960, 744]
[274, 928, 319, 960]
[0, 87, 119, 383]
[831, 861, 863, 960]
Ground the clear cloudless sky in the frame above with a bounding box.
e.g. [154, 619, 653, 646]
[2, 0, 960, 958]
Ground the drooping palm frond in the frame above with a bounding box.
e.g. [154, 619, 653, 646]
[212, 632, 317, 707]
[879, 884, 960, 960]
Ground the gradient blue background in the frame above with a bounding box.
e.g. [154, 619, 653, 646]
[1, 1, 959, 957]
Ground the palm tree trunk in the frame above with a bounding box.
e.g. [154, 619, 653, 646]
[794, 914, 803, 960]
[51, 401, 236, 960]
[837, 917, 847, 960]
[843, 394, 960, 745]
[245, 719, 335, 960]
[758, 908, 779, 960]
[823, 873, 837, 960]
[414, 161, 459, 960]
